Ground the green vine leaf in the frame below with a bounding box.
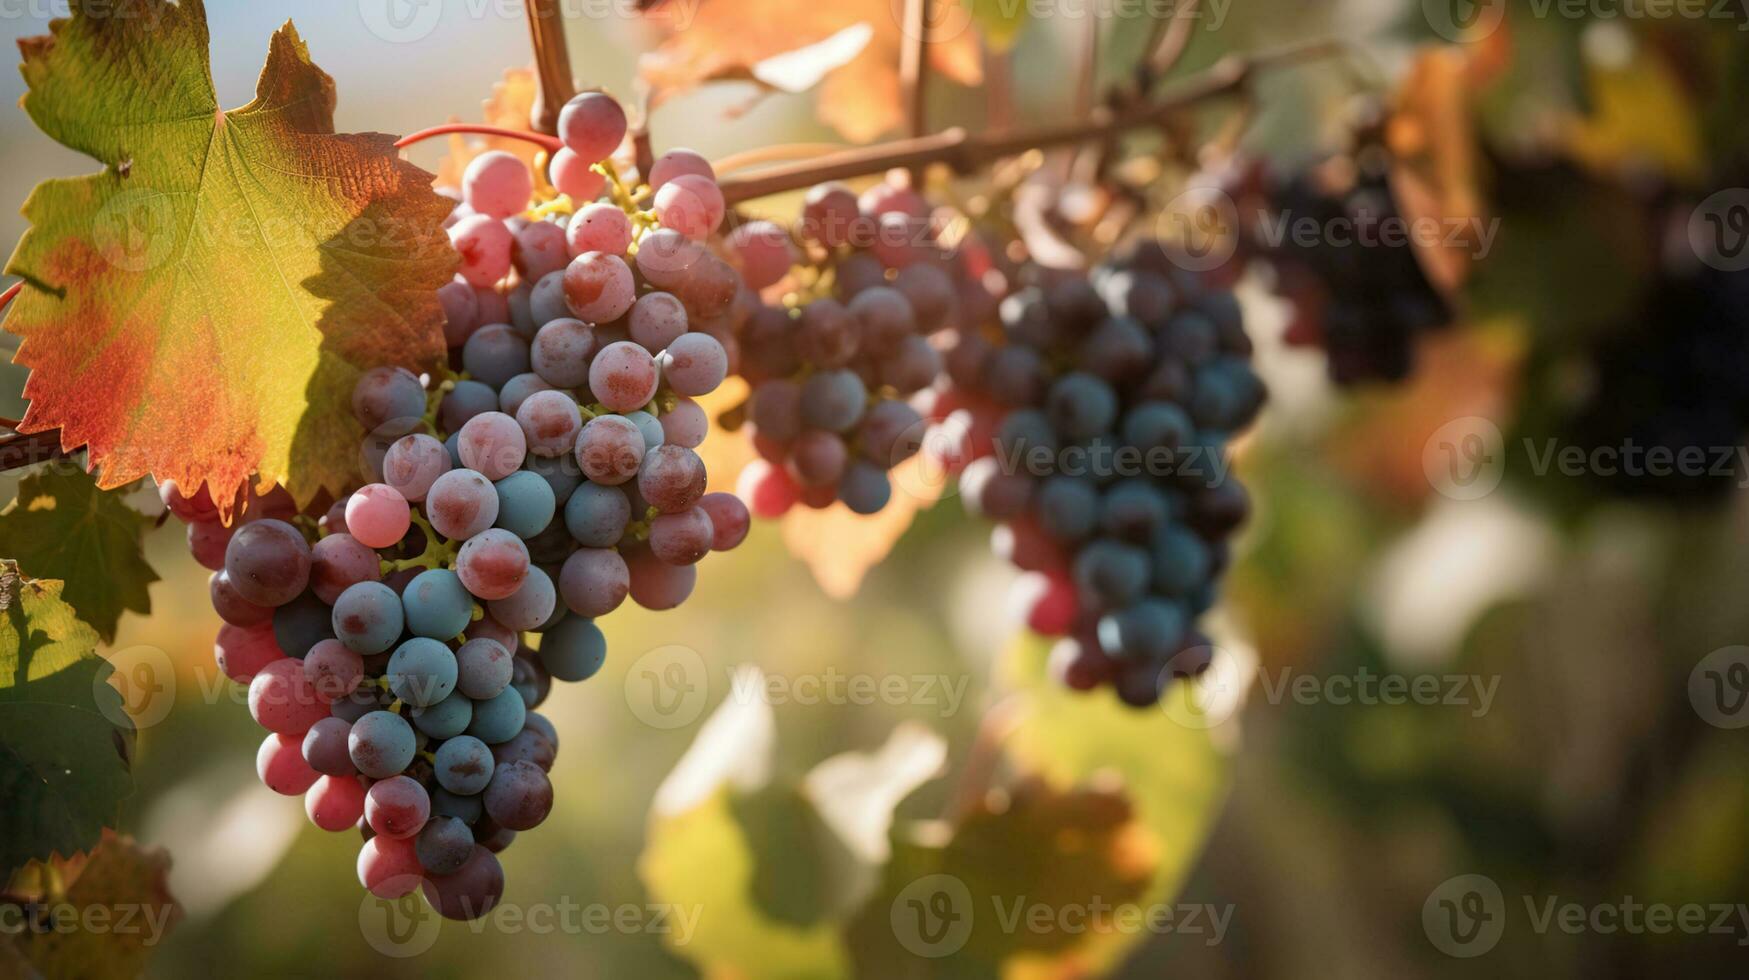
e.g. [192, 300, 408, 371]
[3, 0, 456, 519]
[0, 563, 135, 880]
[0, 469, 157, 642]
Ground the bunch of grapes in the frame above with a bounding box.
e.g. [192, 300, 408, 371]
[936, 240, 1266, 707]
[1253, 159, 1451, 385]
[161, 89, 753, 921]
[729, 179, 984, 517]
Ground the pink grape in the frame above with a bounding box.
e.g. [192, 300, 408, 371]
[588, 341, 659, 412]
[345, 484, 411, 549]
[674, 255, 739, 318]
[802, 182, 862, 248]
[872, 211, 927, 269]
[458, 411, 528, 480]
[659, 332, 728, 397]
[859, 182, 930, 219]
[497, 372, 554, 417]
[383, 434, 451, 502]
[638, 445, 707, 513]
[738, 459, 799, 518]
[648, 507, 715, 565]
[565, 202, 633, 257]
[487, 566, 556, 631]
[210, 571, 272, 627]
[427, 469, 500, 540]
[215, 623, 284, 684]
[549, 147, 607, 201]
[456, 528, 531, 601]
[513, 220, 569, 280]
[307, 774, 366, 832]
[563, 251, 636, 323]
[653, 174, 725, 240]
[797, 298, 859, 367]
[626, 551, 697, 610]
[303, 638, 365, 702]
[728, 220, 796, 290]
[628, 292, 689, 352]
[699, 492, 751, 550]
[257, 731, 319, 795]
[790, 430, 849, 487]
[367, 775, 431, 839]
[515, 390, 583, 458]
[659, 397, 708, 449]
[648, 148, 714, 191]
[557, 91, 627, 163]
[248, 658, 329, 735]
[463, 151, 533, 219]
[439, 277, 480, 348]
[450, 214, 514, 287]
[308, 533, 381, 605]
[558, 548, 629, 617]
[574, 415, 645, 485]
[635, 228, 706, 289]
[159, 478, 218, 522]
[358, 835, 423, 899]
[530, 317, 595, 388]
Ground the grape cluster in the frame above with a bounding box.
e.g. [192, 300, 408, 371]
[730, 179, 980, 517]
[936, 240, 1266, 707]
[1255, 161, 1451, 385]
[163, 89, 753, 921]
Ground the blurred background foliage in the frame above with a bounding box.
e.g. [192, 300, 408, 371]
[4, 0, 1749, 977]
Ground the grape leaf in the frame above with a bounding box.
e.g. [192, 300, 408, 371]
[642, 675, 946, 977]
[0, 831, 181, 980]
[0, 468, 157, 642]
[639, 0, 983, 142]
[992, 633, 1229, 974]
[845, 782, 1154, 977]
[3, 0, 456, 520]
[0, 563, 135, 880]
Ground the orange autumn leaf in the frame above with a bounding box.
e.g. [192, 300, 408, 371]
[3, 1, 455, 519]
[639, 0, 983, 142]
[778, 453, 944, 599]
[1387, 46, 1486, 298]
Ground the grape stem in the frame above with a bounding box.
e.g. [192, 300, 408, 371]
[524, 0, 577, 136]
[395, 124, 563, 154]
[714, 38, 1344, 205]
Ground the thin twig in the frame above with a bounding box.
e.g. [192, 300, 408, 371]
[397, 123, 562, 153]
[716, 39, 1343, 205]
[0, 427, 75, 472]
[524, 0, 577, 136]
[899, 0, 932, 185]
